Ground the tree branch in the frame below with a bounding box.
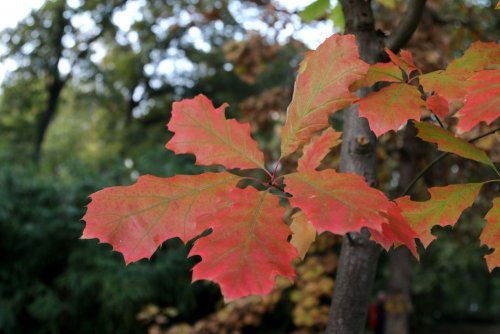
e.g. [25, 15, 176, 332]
[400, 127, 500, 197]
[386, 0, 427, 52]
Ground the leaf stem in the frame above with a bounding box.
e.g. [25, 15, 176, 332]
[432, 114, 444, 128]
[400, 127, 500, 197]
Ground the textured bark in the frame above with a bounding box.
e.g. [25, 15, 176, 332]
[325, 2, 386, 333]
[326, 0, 425, 333]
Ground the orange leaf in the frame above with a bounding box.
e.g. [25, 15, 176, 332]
[290, 211, 317, 259]
[357, 83, 425, 137]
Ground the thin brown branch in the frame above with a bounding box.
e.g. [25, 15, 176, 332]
[400, 127, 500, 197]
[386, 0, 427, 52]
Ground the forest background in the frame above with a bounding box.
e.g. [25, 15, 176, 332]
[0, 0, 499, 333]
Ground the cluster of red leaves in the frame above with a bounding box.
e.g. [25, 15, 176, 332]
[83, 34, 499, 301]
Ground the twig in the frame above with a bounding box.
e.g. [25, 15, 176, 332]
[386, 0, 427, 52]
[400, 127, 500, 197]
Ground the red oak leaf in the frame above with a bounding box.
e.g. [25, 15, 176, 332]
[166, 94, 265, 170]
[395, 183, 482, 248]
[285, 169, 398, 235]
[369, 205, 418, 257]
[455, 70, 500, 133]
[385, 48, 418, 76]
[357, 83, 425, 137]
[297, 128, 342, 172]
[414, 121, 496, 171]
[419, 70, 472, 104]
[480, 198, 500, 272]
[190, 188, 297, 301]
[350, 62, 404, 90]
[419, 41, 500, 105]
[446, 41, 500, 74]
[82, 172, 239, 264]
[280, 34, 368, 157]
[426, 94, 449, 119]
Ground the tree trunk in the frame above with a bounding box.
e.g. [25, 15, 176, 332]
[34, 78, 64, 164]
[325, 2, 386, 333]
[325, 0, 425, 332]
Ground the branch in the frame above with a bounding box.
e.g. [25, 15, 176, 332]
[386, 0, 427, 52]
[400, 127, 500, 197]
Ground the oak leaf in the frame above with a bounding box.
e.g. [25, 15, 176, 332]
[369, 206, 418, 257]
[166, 94, 265, 170]
[414, 121, 497, 171]
[419, 41, 500, 105]
[289, 211, 317, 259]
[385, 48, 418, 76]
[82, 172, 239, 264]
[297, 127, 342, 172]
[350, 62, 403, 90]
[280, 34, 368, 157]
[357, 83, 425, 136]
[190, 188, 297, 300]
[285, 169, 398, 235]
[426, 94, 449, 119]
[455, 70, 500, 133]
[395, 183, 482, 248]
[480, 198, 500, 272]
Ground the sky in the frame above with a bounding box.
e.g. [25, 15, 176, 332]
[0, 0, 333, 83]
[0, 1, 46, 31]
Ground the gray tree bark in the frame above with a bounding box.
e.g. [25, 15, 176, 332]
[325, 1, 426, 333]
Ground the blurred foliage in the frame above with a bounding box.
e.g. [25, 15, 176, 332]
[0, 0, 499, 333]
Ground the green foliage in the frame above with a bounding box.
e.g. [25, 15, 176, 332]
[0, 166, 219, 334]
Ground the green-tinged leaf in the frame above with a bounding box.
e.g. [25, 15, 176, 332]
[419, 70, 472, 104]
[297, 127, 342, 172]
[357, 83, 425, 136]
[82, 172, 239, 264]
[396, 183, 483, 248]
[290, 211, 317, 259]
[329, 3, 345, 33]
[414, 121, 496, 171]
[420, 41, 500, 104]
[377, 0, 397, 9]
[480, 198, 500, 272]
[280, 34, 369, 157]
[351, 62, 404, 90]
[300, 0, 330, 22]
[446, 41, 500, 73]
